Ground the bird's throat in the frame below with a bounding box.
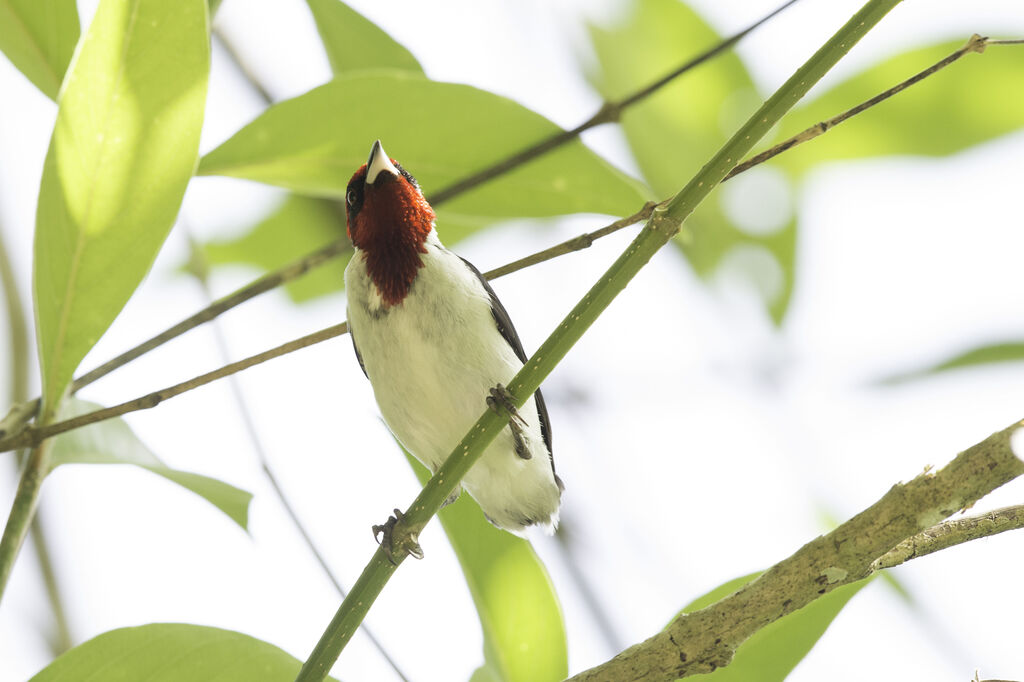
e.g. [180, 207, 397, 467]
[364, 236, 427, 308]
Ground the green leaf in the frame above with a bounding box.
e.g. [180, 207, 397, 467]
[29, 623, 339, 681]
[49, 399, 251, 530]
[778, 39, 1024, 173]
[33, 0, 209, 415]
[407, 454, 567, 682]
[880, 341, 1024, 384]
[0, 0, 79, 99]
[201, 195, 350, 303]
[587, 0, 796, 323]
[198, 72, 648, 224]
[304, 0, 422, 75]
[677, 573, 872, 681]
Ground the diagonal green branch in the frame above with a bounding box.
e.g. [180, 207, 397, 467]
[295, 0, 904, 679]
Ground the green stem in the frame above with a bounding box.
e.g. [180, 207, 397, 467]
[0, 438, 54, 603]
[0, 218, 70, 643]
[296, 0, 903, 678]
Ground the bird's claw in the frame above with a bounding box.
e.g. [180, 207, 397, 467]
[372, 508, 424, 564]
[487, 384, 527, 425]
[487, 384, 531, 459]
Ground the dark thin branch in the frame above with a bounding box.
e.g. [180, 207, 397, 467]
[426, 0, 801, 205]
[724, 33, 993, 180]
[0, 324, 348, 452]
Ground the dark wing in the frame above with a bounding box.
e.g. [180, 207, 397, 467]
[350, 328, 368, 378]
[459, 256, 554, 461]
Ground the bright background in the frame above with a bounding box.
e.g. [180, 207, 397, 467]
[2, 0, 1024, 680]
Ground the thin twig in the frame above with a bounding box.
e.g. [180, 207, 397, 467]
[873, 504, 1024, 570]
[0, 325, 347, 452]
[0, 0, 799, 442]
[724, 33, 992, 180]
[212, 26, 275, 104]
[183, 235, 411, 682]
[426, 0, 800, 205]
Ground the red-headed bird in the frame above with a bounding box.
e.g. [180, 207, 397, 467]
[344, 140, 564, 541]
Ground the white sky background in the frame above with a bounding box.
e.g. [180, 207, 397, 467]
[2, 0, 1024, 680]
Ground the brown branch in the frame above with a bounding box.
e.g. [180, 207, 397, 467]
[724, 33, 993, 181]
[568, 422, 1024, 681]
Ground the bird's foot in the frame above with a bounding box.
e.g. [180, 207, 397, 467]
[372, 508, 425, 564]
[487, 384, 532, 459]
[487, 384, 526, 425]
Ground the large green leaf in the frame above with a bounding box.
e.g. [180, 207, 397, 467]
[201, 195, 350, 303]
[305, 0, 422, 75]
[677, 572, 871, 681]
[407, 454, 567, 682]
[587, 0, 796, 323]
[777, 39, 1024, 174]
[29, 623, 339, 681]
[33, 0, 209, 415]
[198, 72, 649, 223]
[49, 400, 251, 530]
[0, 0, 79, 99]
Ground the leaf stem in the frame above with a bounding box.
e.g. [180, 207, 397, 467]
[296, 0, 902, 678]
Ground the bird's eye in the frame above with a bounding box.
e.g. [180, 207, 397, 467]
[346, 188, 357, 206]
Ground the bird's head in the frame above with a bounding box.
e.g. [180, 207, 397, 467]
[345, 139, 435, 250]
[345, 140, 436, 306]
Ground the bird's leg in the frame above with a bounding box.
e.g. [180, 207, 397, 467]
[372, 508, 425, 564]
[486, 383, 532, 460]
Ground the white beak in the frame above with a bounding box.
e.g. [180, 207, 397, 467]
[366, 139, 400, 184]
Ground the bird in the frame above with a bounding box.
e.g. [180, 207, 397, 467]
[344, 140, 563, 555]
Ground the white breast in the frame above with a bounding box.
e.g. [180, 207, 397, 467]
[345, 230, 561, 531]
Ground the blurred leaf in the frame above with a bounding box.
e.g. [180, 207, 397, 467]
[0, 0, 79, 99]
[198, 71, 649, 224]
[777, 39, 1024, 173]
[29, 623, 338, 681]
[305, 0, 422, 75]
[880, 341, 1024, 385]
[588, 0, 758, 197]
[201, 195, 350, 303]
[407, 454, 567, 682]
[50, 399, 251, 530]
[33, 0, 209, 414]
[587, 0, 796, 323]
[677, 572, 872, 681]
